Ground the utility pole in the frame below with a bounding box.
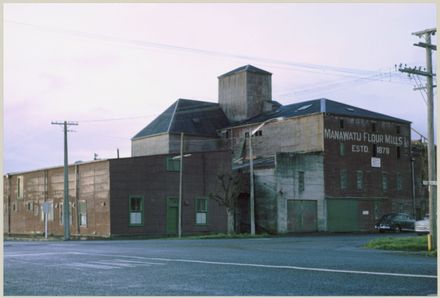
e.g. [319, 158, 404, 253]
[398, 28, 437, 250]
[51, 121, 78, 241]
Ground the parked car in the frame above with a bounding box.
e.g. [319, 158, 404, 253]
[415, 214, 430, 234]
[375, 213, 415, 233]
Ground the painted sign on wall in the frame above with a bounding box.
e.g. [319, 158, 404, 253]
[324, 129, 409, 147]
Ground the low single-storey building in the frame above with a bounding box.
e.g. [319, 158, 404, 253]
[4, 150, 231, 238]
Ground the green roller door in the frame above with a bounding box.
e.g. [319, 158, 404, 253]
[327, 199, 359, 232]
[287, 200, 317, 232]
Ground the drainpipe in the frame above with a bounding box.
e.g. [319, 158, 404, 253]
[411, 157, 416, 218]
[75, 164, 80, 235]
[7, 174, 11, 235]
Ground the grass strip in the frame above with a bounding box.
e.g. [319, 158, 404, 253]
[365, 235, 436, 256]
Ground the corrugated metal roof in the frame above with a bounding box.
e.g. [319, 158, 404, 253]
[218, 64, 272, 78]
[132, 99, 230, 140]
[231, 98, 410, 127]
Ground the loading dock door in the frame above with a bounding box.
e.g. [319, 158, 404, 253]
[287, 200, 317, 232]
[327, 199, 359, 232]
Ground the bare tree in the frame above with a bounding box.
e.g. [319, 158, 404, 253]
[210, 172, 242, 234]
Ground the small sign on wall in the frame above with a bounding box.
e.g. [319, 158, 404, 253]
[371, 157, 381, 168]
[362, 210, 369, 215]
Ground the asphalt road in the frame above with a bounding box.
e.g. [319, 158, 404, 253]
[4, 234, 437, 296]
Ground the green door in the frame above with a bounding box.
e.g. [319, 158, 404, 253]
[166, 198, 179, 235]
[327, 199, 359, 232]
[287, 200, 317, 232]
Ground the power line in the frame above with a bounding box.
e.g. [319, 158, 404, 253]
[6, 19, 406, 80]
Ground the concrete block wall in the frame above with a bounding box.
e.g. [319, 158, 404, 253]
[131, 134, 170, 157]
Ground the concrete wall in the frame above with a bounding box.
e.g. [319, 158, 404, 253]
[219, 71, 271, 122]
[231, 114, 324, 159]
[253, 152, 325, 233]
[4, 160, 111, 237]
[276, 152, 326, 232]
[109, 151, 230, 237]
[168, 134, 228, 154]
[131, 134, 170, 157]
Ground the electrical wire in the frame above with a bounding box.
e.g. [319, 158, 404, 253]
[6, 19, 412, 82]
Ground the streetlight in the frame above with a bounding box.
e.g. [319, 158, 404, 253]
[248, 116, 285, 235]
[172, 132, 192, 238]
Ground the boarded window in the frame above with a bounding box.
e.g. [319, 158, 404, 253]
[298, 171, 305, 192]
[339, 119, 344, 129]
[166, 157, 180, 172]
[340, 169, 348, 190]
[372, 123, 376, 132]
[129, 196, 144, 226]
[79, 201, 87, 227]
[356, 170, 364, 191]
[195, 198, 208, 225]
[396, 125, 401, 134]
[382, 173, 388, 192]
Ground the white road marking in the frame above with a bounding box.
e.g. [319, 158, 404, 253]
[145, 257, 437, 279]
[113, 259, 166, 265]
[92, 261, 138, 268]
[5, 252, 79, 257]
[13, 251, 434, 279]
[67, 263, 119, 270]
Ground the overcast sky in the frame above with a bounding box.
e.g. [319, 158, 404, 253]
[4, 3, 437, 174]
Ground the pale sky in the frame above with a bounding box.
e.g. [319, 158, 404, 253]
[4, 3, 437, 174]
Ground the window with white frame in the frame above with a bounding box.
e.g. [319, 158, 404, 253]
[195, 198, 208, 225]
[129, 196, 144, 226]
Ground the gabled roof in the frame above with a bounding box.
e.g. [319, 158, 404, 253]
[218, 64, 272, 78]
[232, 98, 410, 127]
[132, 99, 230, 140]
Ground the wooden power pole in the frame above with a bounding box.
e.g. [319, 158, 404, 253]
[51, 120, 78, 241]
[398, 28, 437, 250]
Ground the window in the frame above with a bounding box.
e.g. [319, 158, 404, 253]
[339, 143, 345, 156]
[372, 123, 376, 132]
[396, 147, 401, 159]
[79, 201, 87, 227]
[195, 198, 208, 225]
[396, 125, 401, 134]
[129, 196, 144, 226]
[254, 130, 263, 137]
[372, 144, 377, 157]
[244, 132, 250, 138]
[27, 202, 33, 212]
[166, 157, 180, 172]
[340, 169, 348, 190]
[298, 171, 305, 192]
[356, 170, 364, 191]
[339, 119, 344, 129]
[396, 173, 402, 191]
[17, 176, 24, 199]
[382, 173, 388, 192]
